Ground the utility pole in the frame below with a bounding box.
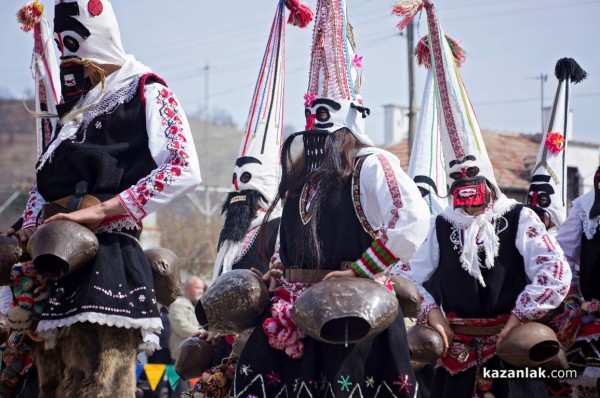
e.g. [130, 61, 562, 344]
[535, 73, 548, 133]
[203, 62, 210, 129]
[406, 21, 417, 152]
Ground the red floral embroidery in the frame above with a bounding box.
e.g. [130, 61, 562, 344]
[267, 371, 282, 386]
[88, 0, 103, 16]
[536, 273, 548, 285]
[376, 154, 403, 245]
[535, 256, 550, 265]
[534, 288, 553, 305]
[129, 88, 190, 209]
[526, 226, 539, 238]
[400, 263, 411, 272]
[545, 131, 565, 154]
[519, 294, 531, 305]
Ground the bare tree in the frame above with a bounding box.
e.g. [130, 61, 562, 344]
[157, 207, 222, 282]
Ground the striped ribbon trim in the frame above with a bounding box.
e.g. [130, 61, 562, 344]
[350, 238, 398, 278]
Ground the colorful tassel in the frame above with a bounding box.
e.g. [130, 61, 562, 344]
[392, 0, 424, 30]
[284, 0, 314, 28]
[16, 0, 44, 32]
[554, 57, 587, 84]
[415, 34, 467, 69]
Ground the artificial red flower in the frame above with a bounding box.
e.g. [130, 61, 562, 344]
[545, 131, 565, 154]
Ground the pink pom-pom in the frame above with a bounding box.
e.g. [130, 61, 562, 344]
[284, 340, 304, 359]
[284, 0, 314, 28]
[263, 318, 279, 336]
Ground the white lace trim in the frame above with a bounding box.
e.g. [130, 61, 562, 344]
[234, 225, 261, 264]
[78, 79, 141, 134]
[573, 197, 600, 240]
[575, 331, 600, 343]
[36, 312, 162, 350]
[94, 216, 141, 234]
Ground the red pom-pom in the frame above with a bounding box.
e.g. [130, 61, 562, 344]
[284, 0, 314, 28]
[415, 34, 467, 69]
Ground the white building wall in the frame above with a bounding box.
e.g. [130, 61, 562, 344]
[567, 142, 599, 193]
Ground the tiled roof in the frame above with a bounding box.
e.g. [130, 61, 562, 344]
[385, 130, 542, 192]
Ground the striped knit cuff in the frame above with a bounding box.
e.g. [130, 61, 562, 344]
[350, 238, 398, 279]
[268, 262, 284, 281]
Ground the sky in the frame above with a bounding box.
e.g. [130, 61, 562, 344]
[1, 0, 599, 146]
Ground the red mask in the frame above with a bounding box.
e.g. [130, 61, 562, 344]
[452, 180, 488, 209]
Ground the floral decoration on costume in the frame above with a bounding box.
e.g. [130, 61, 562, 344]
[545, 131, 565, 154]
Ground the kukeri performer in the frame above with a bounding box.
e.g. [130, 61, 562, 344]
[391, 1, 571, 397]
[5, 0, 201, 396]
[232, 0, 430, 396]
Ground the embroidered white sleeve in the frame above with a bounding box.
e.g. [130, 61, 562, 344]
[358, 151, 430, 264]
[556, 204, 584, 281]
[21, 182, 46, 229]
[117, 84, 202, 221]
[513, 207, 572, 321]
[391, 216, 440, 322]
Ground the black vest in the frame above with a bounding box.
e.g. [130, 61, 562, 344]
[433, 205, 529, 318]
[36, 76, 158, 201]
[279, 159, 374, 271]
[579, 230, 600, 301]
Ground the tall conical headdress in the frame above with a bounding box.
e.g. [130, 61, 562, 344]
[233, 0, 313, 209]
[53, 0, 126, 65]
[527, 58, 587, 227]
[408, 34, 466, 215]
[303, 0, 372, 145]
[17, 0, 61, 156]
[394, 0, 499, 207]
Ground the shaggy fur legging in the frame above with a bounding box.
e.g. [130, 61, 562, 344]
[34, 322, 140, 398]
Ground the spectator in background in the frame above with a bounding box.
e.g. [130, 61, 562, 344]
[168, 276, 206, 361]
[168, 276, 205, 395]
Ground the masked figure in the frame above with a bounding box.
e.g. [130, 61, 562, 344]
[391, 1, 571, 397]
[6, 1, 201, 396]
[232, 0, 430, 396]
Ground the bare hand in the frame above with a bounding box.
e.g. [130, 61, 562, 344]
[322, 269, 356, 281]
[427, 308, 454, 356]
[192, 329, 220, 343]
[13, 227, 37, 243]
[496, 314, 522, 348]
[251, 267, 278, 292]
[44, 197, 125, 229]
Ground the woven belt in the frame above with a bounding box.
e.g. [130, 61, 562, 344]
[284, 262, 352, 284]
[450, 323, 505, 337]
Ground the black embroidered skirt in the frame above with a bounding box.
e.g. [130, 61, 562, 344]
[36, 231, 162, 344]
[233, 310, 417, 398]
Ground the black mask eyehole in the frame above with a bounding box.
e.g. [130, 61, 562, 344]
[232, 173, 237, 184]
[466, 166, 480, 178]
[449, 171, 462, 180]
[63, 35, 80, 52]
[537, 193, 551, 208]
[240, 172, 252, 184]
[316, 106, 330, 122]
